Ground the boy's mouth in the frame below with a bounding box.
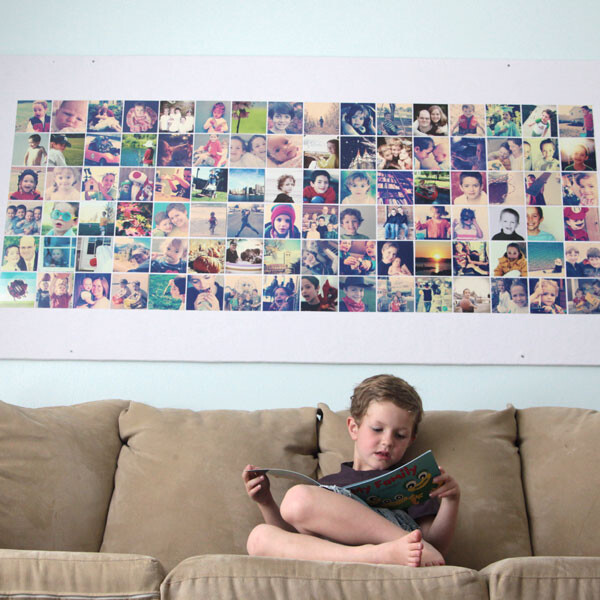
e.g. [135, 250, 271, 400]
[375, 451, 391, 460]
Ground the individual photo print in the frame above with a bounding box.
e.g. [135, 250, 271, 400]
[121, 134, 156, 167]
[15, 100, 52, 133]
[35, 272, 73, 308]
[78, 202, 115, 236]
[266, 135, 302, 168]
[228, 204, 264, 238]
[262, 275, 299, 311]
[117, 167, 154, 201]
[524, 172, 561, 206]
[522, 105, 557, 138]
[229, 134, 265, 168]
[529, 277, 566, 314]
[413, 104, 449, 136]
[40, 236, 76, 271]
[188, 239, 225, 274]
[340, 136, 377, 170]
[113, 238, 151, 273]
[339, 276, 376, 312]
[487, 138, 523, 171]
[157, 134, 193, 167]
[302, 205, 338, 240]
[115, 202, 153, 237]
[153, 201, 190, 237]
[228, 168, 265, 202]
[449, 104, 486, 137]
[339, 206, 376, 240]
[123, 101, 159, 133]
[304, 102, 340, 135]
[148, 274, 186, 310]
[302, 169, 338, 204]
[154, 167, 191, 202]
[41, 201, 79, 236]
[150, 238, 188, 273]
[12, 132, 49, 167]
[414, 171, 450, 205]
[73, 273, 111, 309]
[565, 242, 600, 277]
[223, 275, 262, 310]
[4, 201, 42, 236]
[453, 277, 490, 313]
[45, 167, 81, 201]
[340, 103, 376, 135]
[300, 274, 338, 311]
[377, 205, 413, 240]
[158, 101, 195, 133]
[489, 206, 525, 241]
[486, 104, 521, 137]
[8, 167, 45, 201]
[452, 241, 489, 276]
[450, 137, 486, 171]
[377, 277, 414, 312]
[231, 101, 267, 134]
[558, 105, 594, 138]
[191, 167, 227, 202]
[412, 137, 435, 170]
[527, 242, 565, 277]
[376, 137, 413, 170]
[452, 205, 489, 240]
[414, 241, 452, 275]
[49, 133, 85, 167]
[303, 136, 339, 170]
[87, 101, 123, 132]
[377, 240, 413, 276]
[51, 101, 88, 133]
[490, 241, 527, 278]
[193, 133, 228, 167]
[264, 203, 301, 239]
[340, 171, 376, 204]
[110, 274, 149, 310]
[562, 172, 598, 207]
[338, 240, 374, 276]
[567, 278, 600, 313]
[414, 206, 451, 240]
[74, 236, 112, 273]
[195, 101, 230, 134]
[415, 277, 452, 312]
[560, 138, 596, 172]
[263, 239, 301, 274]
[451, 171, 487, 205]
[2, 235, 38, 271]
[491, 278, 529, 313]
[82, 167, 119, 201]
[377, 171, 413, 205]
[564, 206, 600, 242]
[0, 272, 36, 307]
[524, 138, 560, 171]
[268, 102, 303, 134]
[190, 203, 227, 237]
[224, 238, 263, 273]
[488, 172, 525, 205]
[186, 274, 224, 311]
[526, 206, 563, 241]
[265, 169, 303, 203]
[302, 239, 338, 276]
[376, 103, 412, 136]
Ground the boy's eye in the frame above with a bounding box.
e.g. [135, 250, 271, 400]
[371, 427, 382, 432]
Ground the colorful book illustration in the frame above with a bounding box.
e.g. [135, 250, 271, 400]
[254, 449, 441, 510]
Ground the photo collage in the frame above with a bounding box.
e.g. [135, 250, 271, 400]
[2, 99, 598, 313]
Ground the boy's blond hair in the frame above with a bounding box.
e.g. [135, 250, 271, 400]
[350, 374, 423, 434]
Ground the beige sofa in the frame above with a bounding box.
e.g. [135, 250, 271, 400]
[0, 398, 598, 599]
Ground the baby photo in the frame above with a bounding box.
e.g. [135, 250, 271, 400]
[338, 240, 375, 276]
[150, 238, 188, 274]
[415, 277, 452, 313]
[123, 101, 159, 133]
[414, 205, 451, 240]
[302, 169, 339, 204]
[414, 241, 452, 276]
[339, 275, 376, 312]
[43, 167, 81, 201]
[376, 103, 412, 136]
[115, 202, 153, 237]
[52, 101, 88, 132]
[562, 173, 598, 207]
[188, 239, 226, 274]
[303, 136, 339, 170]
[299, 274, 338, 311]
[48, 133, 85, 167]
[263, 239, 301, 275]
[524, 138, 560, 172]
[376, 171, 413, 205]
[157, 134, 193, 167]
[341, 103, 376, 135]
[377, 205, 413, 240]
[339, 206, 376, 240]
[12, 132, 49, 167]
[488, 172, 524, 205]
[264, 203, 301, 239]
[489, 206, 525, 240]
[4, 201, 42, 236]
[527, 242, 565, 277]
[376, 137, 413, 170]
[558, 105, 594, 138]
[452, 205, 489, 240]
[121, 134, 156, 167]
[191, 167, 227, 202]
[265, 169, 303, 203]
[152, 202, 190, 237]
[154, 168, 191, 202]
[302, 205, 338, 240]
[526, 206, 563, 241]
[75, 237, 112, 272]
[15, 100, 52, 133]
[41, 201, 79, 236]
[87, 101, 123, 132]
[268, 102, 303, 134]
[73, 273, 111, 309]
[262, 275, 299, 311]
[415, 171, 450, 205]
[229, 134, 265, 168]
[567, 278, 600, 314]
[453, 277, 491, 313]
[524, 172, 561, 206]
[303, 102, 340, 135]
[194, 133, 228, 167]
[449, 104, 486, 137]
[40, 237, 76, 271]
[228, 204, 264, 238]
[522, 105, 558, 138]
[340, 171, 376, 204]
[190, 203, 227, 237]
[228, 169, 265, 202]
[490, 241, 527, 278]
[223, 275, 262, 311]
[117, 167, 153, 202]
[529, 277, 566, 314]
[113, 238, 152, 273]
[0, 272, 36, 307]
[35, 272, 73, 309]
[225, 239, 263, 273]
[491, 278, 529, 314]
[486, 104, 521, 137]
[452, 241, 489, 276]
[185, 274, 224, 311]
[451, 171, 487, 205]
[196, 101, 230, 134]
[231, 101, 267, 134]
[147, 274, 186, 310]
[340, 136, 377, 170]
[158, 101, 195, 134]
[413, 104, 449, 136]
[560, 139, 596, 172]
[376, 276, 414, 312]
[450, 137, 486, 171]
[110, 274, 149, 310]
[377, 241, 413, 276]
[487, 138, 523, 171]
[266, 135, 302, 168]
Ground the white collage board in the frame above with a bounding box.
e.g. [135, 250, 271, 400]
[0, 55, 599, 364]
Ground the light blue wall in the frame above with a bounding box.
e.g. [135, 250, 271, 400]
[1, 1, 598, 410]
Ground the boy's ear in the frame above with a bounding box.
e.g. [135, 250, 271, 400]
[347, 415, 359, 440]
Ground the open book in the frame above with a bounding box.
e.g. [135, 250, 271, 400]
[254, 450, 441, 510]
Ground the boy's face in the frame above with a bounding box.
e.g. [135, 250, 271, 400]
[82, 277, 93, 291]
[506, 246, 519, 260]
[348, 400, 415, 471]
[541, 142, 555, 161]
[511, 285, 527, 307]
[414, 146, 433, 161]
[33, 103, 46, 119]
[311, 175, 330, 195]
[344, 284, 364, 303]
[21, 175, 36, 193]
[250, 136, 266, 158]
[348, 178, 370, 197]
[274, 215, 291, 236]
[578, 177, 597, 203]
[351, 110, 365, 129]
[281, 177, 295, 194]
[51, 203, 76, 233]
[7, 208, 15, 219]
[55, 169, 75, 188]
[500, 212, 518, 234]
[272, 112, 291, 130]
[342, 214, 360, 235]
[541, 111, 550, 124]
[589, 255, 600, 269]
[34, 208, 41, 221]
[301, 278, 318, 302]
[540, 287, 556, 306]
[29, 138, 40, 148]
[102, 174, 115, 188]
[165, 242, 184, 264]
[433, 144, 448, 163]
[460, 176, 481, 199]
[380, 147, 393, 161]
[55, 101, 86, 131]
[566, 248, 579, 263]
[526, 209, 542, 232]
[273, 287, 288, 304]
[16, 208, 25, 219]
[51, 248, 63, 261]
[158, 218, 173, 233]
[463, 105, 474, 117]
[6, 247, 19, 262]
[25, 211, 33, 222]
[382, 244, 397, 263]
[572, 146, 588, 164]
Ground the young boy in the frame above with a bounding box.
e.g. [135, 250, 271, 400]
[303, 170, 336, 204]
[453, 172, 487, 204]
[492, 208, 524, 240]
[274, 174, 295, 203]
[268, 102, 294, 134]
[24, 134, 47, 166]
[451, 104, 485, 136]
[48, 134, 71, 167]
[47, 202, 78, 236]
[243, 374, 459, 567]
[342, 172, 372, 204]
[582, 247, 600, 277]
[534, 139, 560, 171]
[27, 100, 50, 132]
[526, 207, 555, 240]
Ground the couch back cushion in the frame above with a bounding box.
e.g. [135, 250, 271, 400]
[517, 407, 600, 556]
[101, 402, 319, 572]
[0, 399, 127, 552]
[317, 403, 532, 570]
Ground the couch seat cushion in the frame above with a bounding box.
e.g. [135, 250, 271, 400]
[317, 403, 532, 571]
[101, 403, 319, 572]
[0, 549, 164, 598]
[161, 554, 488, 600]
[0, 399, 127, 552]
[482, 556, 600, 600]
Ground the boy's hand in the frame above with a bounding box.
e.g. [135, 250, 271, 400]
[243, 464, 274, 506]
[430, 467, 460, 502]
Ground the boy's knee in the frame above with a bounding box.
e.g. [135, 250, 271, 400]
[246, 523, 271, 556]
[280, 484, 316, 526]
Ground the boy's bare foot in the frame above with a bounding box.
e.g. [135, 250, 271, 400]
[370, 529, 423, 567]
[421, 540, 446, 566]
